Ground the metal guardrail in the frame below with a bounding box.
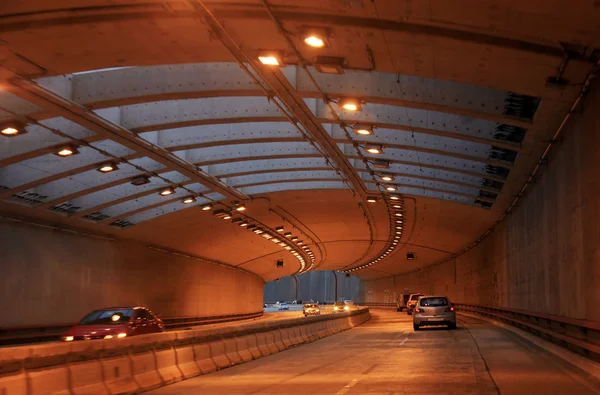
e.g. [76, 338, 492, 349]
[358, 302, 397, 308]
[455, 303, 600, 361]
[0, 311, 264, 346]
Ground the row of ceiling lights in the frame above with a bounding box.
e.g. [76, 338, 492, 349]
[343, 197, 405, 273]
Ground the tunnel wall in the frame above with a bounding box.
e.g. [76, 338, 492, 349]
[0, 220, 264, 327]
[264, 271, 363, 303]
[365, 81, 600, 322]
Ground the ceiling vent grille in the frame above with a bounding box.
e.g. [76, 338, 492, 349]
[7, 191, 49, 206]
[82, 211, 110, 222]
[49, 203, 80, 215]
[109, 219, 134, 229]
[503, 92, 541, 120]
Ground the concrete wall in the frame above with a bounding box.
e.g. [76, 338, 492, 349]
[264, 271, 363, 303]
[365, 81, 600, 322]
[0, 220, 264, 326]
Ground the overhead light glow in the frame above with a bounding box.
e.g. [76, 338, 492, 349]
[201, 204, 212, 211]
[284, 232, 292, 238]
[366, 196, 378, 203]
[392, 204, 402, 209]
[390, 195, 400, 200]
[381, 175, 395, 182]
[304, 35, 325, 48]
[339, 98, 361, 112]
[159, 187, 175, 196]
[235, 204, 246, 212]
[353, 125, 374, 136]
[385, 186, 396, 191]
[258, 52, 282, 66]
[395, 212, 403, 217]
[240, 221, 249, 227]
[54, 145, 79, 157]
[182, 196, 196, 204]
[276, 226, 284, 233]
[365, 144, 383, 154]
[98, 163, 119, 173]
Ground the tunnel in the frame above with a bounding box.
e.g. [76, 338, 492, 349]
[1, 1, 600, 394]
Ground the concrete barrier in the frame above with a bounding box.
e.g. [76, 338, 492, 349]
[234, 336, 254, 362]
[0, 308, 370, 395]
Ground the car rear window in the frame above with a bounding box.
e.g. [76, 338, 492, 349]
[304, 304, 316, 308]
[410, 294, 423, 301]
[419, 298, 449, 307]
[79, 309, 134, 325]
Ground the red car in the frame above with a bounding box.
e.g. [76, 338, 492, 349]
[62, 306, 165, 341]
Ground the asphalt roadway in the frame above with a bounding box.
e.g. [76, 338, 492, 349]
[150, 309, 600, 394]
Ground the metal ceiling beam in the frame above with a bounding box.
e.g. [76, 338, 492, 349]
[345, 155, 507, 183]
[166, 137, 305, 152]
[34, 169, 169, 210]
[71, 181, 196, 220]
[301, 92, 532, 129]
[99, 195, 184, 225]
[364, 180, 495, 204]
[0, 153, 144, 199]
[6, 77, 248, 201]
[233, 178, 341, 189]
[126, 116, 518, 152]
[365, 170, 501, 195]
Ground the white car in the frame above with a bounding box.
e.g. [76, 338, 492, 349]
[275, 301, 289, 310]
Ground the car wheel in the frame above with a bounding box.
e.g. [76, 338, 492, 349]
[407, 312, 412, 316]
[396, 308, 400, 312]
[413, 324, 420, 331]
[448, 323, 457, 330]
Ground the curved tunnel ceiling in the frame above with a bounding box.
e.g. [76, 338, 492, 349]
[0, 0, 598, 281]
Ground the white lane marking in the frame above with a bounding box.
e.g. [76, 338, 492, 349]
[335, 379, 359, 395]
[399, 333, 412, 346]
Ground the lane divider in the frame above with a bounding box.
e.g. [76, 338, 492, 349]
[0, 309, 371, 395]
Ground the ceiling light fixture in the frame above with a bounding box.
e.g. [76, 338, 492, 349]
[239, 221, 250, 227]
[371, 159, 390, 169]
[131, 175, 151, 186]
[276, 226, 284, 233]
[365, 144, 383, 154]
[366, 196, 378, 203]
[313, 56, 346, 74]
[97, 162, 119, 173]
[385, 186, 396, 191]
[54, 145, 79, 157]
[390, 195, 400, 200]
[392, 204, 402, 209]
[233, 202, 246, 211]
[1, 121, 27, 137]
[338, 98, 362, 112]
[352, 124, 374, 136]
[284, 232, 292, 238]
[182, 196, 196, 204]
[201, 204, 212, 211]
[159, 187, 175, 196]
[258, 51, 283, 66]
[381, 175, 395, 182]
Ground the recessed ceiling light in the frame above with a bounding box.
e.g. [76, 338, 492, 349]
[291, 237, 299, 241]
[339, 98, 361, 112]
[284, 232, 292, 238]
[54, 145, 79, 157]
[365, 144, 383, 154]
[1, 121, 27, 137]
[159, 187, 175, 196]
[353, 125, 374, 136]
[381, 175, 395, 182]
[182, 196, 196, 204]
[366, 196, 378, 203]
[390, 195, 400, 200]
[201, 204, 212, 211]
[395, 212, 403, 217]
[97, 162, 119, 173]
[239, 221, 249, 227]
[392, 204, 402, 209]
[258, 51, 283, 66]
[276, 226, 284, 233]
[304, 35, 325, 48]
[385, 186, 396, 191]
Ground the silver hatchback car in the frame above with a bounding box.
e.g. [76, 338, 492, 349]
[412, 296, 456, 330]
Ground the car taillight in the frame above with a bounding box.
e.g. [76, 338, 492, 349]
[446, 306, 455, 312]
[414, 308, 422, 313]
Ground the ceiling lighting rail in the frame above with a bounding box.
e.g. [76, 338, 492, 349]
[257, 0, 402, 269]
[342, 195, 406, 273]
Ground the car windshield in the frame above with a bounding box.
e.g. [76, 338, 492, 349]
[79, 309, 134, 325]
[304, 304, 317, 308]
[419, 298, 449, 307]
[410, 294, 423, 301]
